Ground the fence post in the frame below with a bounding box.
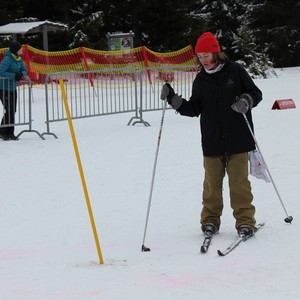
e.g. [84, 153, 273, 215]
[59, 78, 104, 265]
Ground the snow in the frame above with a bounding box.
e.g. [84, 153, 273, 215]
[1, 67, 300, 300]
[0, 21, 68, 34]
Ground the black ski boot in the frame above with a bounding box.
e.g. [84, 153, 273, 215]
[201, 223, 217, 235]
[238, 225, 254, 237]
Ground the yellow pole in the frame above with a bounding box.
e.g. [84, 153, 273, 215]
[59, 79, 104, 265]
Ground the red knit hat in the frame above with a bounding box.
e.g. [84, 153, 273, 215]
[195, 32, 221, 53]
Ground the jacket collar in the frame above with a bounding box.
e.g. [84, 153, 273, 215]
[5, 49, 21, 61]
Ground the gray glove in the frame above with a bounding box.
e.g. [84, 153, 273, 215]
[231, 93, 253, 114]
[160, 83, 183, 110]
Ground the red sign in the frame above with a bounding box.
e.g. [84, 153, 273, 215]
[272, 99, 296, 110]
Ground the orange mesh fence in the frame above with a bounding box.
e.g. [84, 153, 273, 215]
[0, 44, 196, 84]
[143, 45, 196, 67]
[83, 47, 146, 71]
[0, 48, 6, 61]
[24, 45, 85, 83]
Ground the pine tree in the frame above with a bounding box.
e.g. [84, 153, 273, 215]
[1, 0, 299, 69]
[195, 0, 246, 58]
[234, 17, 275, 78]
[69, 6, 105, 49]
[233, 2, 276, 78]
[93, 0, 204, 51]
[251, 0, 300, 67]
[193, 0, 275, 77]
[0, 0, 24, 26]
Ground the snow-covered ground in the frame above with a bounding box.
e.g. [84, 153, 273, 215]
[1, 67, 300, 300]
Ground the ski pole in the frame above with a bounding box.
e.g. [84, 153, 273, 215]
[141, 97, 168, 252]
[243, 113, 293, 223]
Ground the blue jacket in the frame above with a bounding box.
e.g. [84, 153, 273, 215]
[0, 49, 27, 91]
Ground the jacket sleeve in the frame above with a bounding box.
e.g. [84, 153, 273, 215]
[20, 60, 27, 78]
[0, 57, 15, 79]
[176, 79, 203, 117]
[239, 65, 262, 107]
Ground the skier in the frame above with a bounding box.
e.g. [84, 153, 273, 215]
[0, 41, 27, 140]
[160, 32, 262, 238]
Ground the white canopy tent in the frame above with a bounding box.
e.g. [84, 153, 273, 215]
[0, 21, 68, 51]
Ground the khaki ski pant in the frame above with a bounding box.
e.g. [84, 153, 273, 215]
[201, 152, 256, 231]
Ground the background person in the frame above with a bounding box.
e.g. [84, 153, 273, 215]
[0, 41, 27, 140]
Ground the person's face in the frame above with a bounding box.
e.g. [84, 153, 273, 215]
[17, 47, 23, 55]
[197, 52, 215, 69]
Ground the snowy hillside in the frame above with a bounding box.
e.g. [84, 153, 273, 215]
[1, 67, 300, 300]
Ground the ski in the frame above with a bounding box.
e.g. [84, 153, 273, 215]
[217, 222, 265, 256]
[200, 231, 214, 253]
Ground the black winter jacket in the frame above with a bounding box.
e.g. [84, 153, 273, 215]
[177, 62, 262, 156]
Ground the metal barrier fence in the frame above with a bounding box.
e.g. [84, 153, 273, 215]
[42, 68, 138, 138]
[42, 66, 198, 137]
[130, 66, 199, 126]
[0, 77, 44, 140]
